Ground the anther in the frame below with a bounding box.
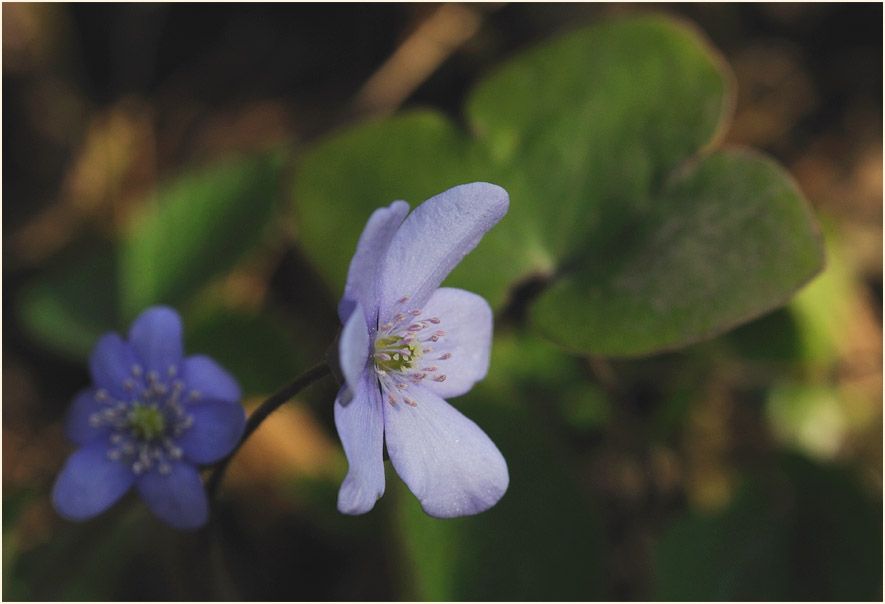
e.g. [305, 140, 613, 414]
[396, 383, 408, 390]
[410, 309, 422, 316]
[89, 413, 102, 427]
[95, 389, 109, 402]
[387, 393, 398, 407]
[167, 365, 177, 378]
[404, 397, 418, 407]
[146, 370, 160, 384]
[433, 375, 447, 382]
[429, 317, 441, 324]
[397, 295, 410, 305]
[159, 463, 171, 475]
[438, 353, 452, 360]
[422, 366, 438, 372]
[131, 364, 144, 378]
[107, 449, 122, 461]
[123, 379, 137, 392]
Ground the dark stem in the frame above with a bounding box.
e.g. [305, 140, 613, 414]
[206, 361, 333, 501]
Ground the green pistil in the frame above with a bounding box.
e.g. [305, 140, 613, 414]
[375, 334, 423, 373]
[129, 403, 166, 441]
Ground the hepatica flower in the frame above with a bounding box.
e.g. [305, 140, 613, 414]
[52, 307, 246, 530]
[335, 182, 509, 518]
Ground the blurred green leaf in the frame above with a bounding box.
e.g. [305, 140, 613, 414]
[185, 308, 308, 395]
[653, 454, 882, 600]
[532, 149, 825, 355]
[466, 15, 730, 266]
[295, 15, 823, 356]
[17, 244, 121, 360]
[293, 111, 487, 300]
[120, 151, 286, 318]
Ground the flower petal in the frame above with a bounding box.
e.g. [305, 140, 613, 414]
[177, 400, 246, 464]
[339, 302, 370, 395]
[128, 306, 184, 375]
[378, 183, 509, 322]
[52, 441, 135, 521]
[89, 333, 141, 398]
[334, 370, 386, 515]
[339, 200, 410, 325]
[64, 388, 112, 445]
[136, 462, 208, 530]
[181, 355, 241, 403]
[383, 384, 508, 518]
[416, 287, 493, 399]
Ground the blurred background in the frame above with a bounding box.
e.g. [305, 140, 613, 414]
[3, 3, 882, 600]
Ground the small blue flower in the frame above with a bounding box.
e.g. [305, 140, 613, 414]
[52, 306, 246, 530]
[335, 182, 510, 518]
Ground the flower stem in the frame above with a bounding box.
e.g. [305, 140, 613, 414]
[206, 360, 333, 501]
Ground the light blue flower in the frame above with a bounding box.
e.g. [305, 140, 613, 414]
[335, 182, 510, 518]
[52, 306, 246, 530]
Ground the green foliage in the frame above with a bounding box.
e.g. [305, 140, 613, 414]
[293, 15, 824, 356]
[653, 455, 883, 600]
[17, 151, 287, 366]
[120, 151, 286, 318]
[18, 243, 122, 359]
[185, 308, 308, 395]
[532, 149, 824, 355]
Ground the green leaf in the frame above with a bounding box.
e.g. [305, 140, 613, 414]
[120, 151, 286, 318]
[294, 14, 824, 356]
[185, 308, 309, 395]
[531, 149, 825, 356]
[292, 111, 495, 301]
[467, 15, 732, 263]
[17, 244, 121, 360]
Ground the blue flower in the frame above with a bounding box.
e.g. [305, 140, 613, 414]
[52, 306, 246, 530]
[335, 182, 510, 518]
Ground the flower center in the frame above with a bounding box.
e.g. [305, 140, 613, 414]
[372, 295, 453, 408]
[128, 403, 166, 441]
[374, 334, 423, 373]
[90, 363, 198, 475]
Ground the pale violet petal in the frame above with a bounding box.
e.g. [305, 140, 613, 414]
[339, 201, 410, 325]
[415, 287, 493, 399]
[383, 384, 508, 518]
[339, 303, 370, 395]
[127, 306, 184, 376]
[377, 183, 508, 323]
[334, 371, 386, 515]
